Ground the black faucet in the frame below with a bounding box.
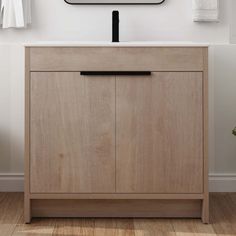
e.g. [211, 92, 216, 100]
[112, 11, 119, 43]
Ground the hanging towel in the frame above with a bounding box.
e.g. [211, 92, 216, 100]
[0, 0, 31, 29]
[0, 0, 1, 25]
[22, 0, 31, 26]
[193, 0, 219, 22]
[1, 0, 24, 28]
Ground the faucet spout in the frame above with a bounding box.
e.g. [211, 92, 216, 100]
[112, 11, 119, 43]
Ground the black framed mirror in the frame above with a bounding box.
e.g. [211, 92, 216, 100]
[65, 0, 165, 5]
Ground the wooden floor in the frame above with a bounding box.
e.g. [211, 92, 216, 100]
[0, 193, 236, 236]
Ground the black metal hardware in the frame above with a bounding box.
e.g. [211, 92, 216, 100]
[80, 71, 151, 76]
[112, 11, 119, 43]
[64, 0, 165, 5]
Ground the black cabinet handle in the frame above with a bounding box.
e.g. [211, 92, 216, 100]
[80, 71, 151, 76]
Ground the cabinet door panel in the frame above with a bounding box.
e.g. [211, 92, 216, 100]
[116, 72, 203, 193]
[30, 72, 115, 193]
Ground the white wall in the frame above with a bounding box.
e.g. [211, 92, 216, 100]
[212, 45, 236, 173]
[0, 0, 231, 43]
[0, 45, 24, 173]
[208, 45, 236, 192]
[0, 0, 235, 191]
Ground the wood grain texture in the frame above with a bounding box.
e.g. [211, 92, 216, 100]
[29, 47, 204, 72]
[29, 193, 204, 200]
[134, 219, 175, 236]
[202, 48, 209, 224]
[94, 219, 135, 236]
[13, 216, 55, 236]
[25, 47, 209, 222]
[172, 219, 216, 236]
[0, 193, 23, 236]
[53, 218, 94, 236]
[30, 72, 116, 193]
[24, 47, 31, 223]
[210, 193, 236, 236]
[31, 199, 202, 218]
[0, 193, 232, 236]
[116, 72, 203, 193]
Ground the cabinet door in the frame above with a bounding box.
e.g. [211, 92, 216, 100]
[30, 72, 115, 193]
[116, 72, 203, 193]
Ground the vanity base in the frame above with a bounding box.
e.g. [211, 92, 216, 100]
[26, 199, 208, 223]
[25, 46, 209, 225]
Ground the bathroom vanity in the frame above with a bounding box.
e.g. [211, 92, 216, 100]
[25, 42, 209, 223]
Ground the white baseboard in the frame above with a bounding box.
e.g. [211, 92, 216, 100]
[209, 173, 236, 192]
[0, 173, 24, 192]
[1, 173, 236, 192]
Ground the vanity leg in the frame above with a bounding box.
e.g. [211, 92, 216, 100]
[202, 195, 209, 224]
[24, 196, 31, 224]
[25, 48, 32, 224]
[202, 48, 209, 225]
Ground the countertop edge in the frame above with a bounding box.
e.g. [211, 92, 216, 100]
[23, 42, 210, 47]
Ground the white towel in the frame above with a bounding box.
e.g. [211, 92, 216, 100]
[0, 0, 31, 29]
[193, 0, 219, 22]
[22, 0, 31, 26]
[0, 0, 3, 26]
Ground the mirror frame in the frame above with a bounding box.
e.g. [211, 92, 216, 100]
[64, 0, 165, 5]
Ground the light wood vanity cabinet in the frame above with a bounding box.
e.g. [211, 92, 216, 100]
[25, 46, 209, 223]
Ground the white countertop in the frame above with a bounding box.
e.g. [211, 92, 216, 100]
[24, 41, 209, 47]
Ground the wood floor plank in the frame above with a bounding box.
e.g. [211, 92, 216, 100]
[12, 216, 55, 236]
[115, 220, 135, 236]
[228, 193, 236, 206]
[193, 219, 216, 235]
[53, 218, 94, 236]
[116, 219, 135, 236]
[134, 219, 175, 236]
[224, 193, 236, 233]
[94, 219, 116, 236]
[0, 193, 23, 236]
[0, 192, 6, 204]
[94, 219, 135, 236]
[171, 219, 216, 236]
[1, 193, 236, 236]
[211, 193, 236, 236]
